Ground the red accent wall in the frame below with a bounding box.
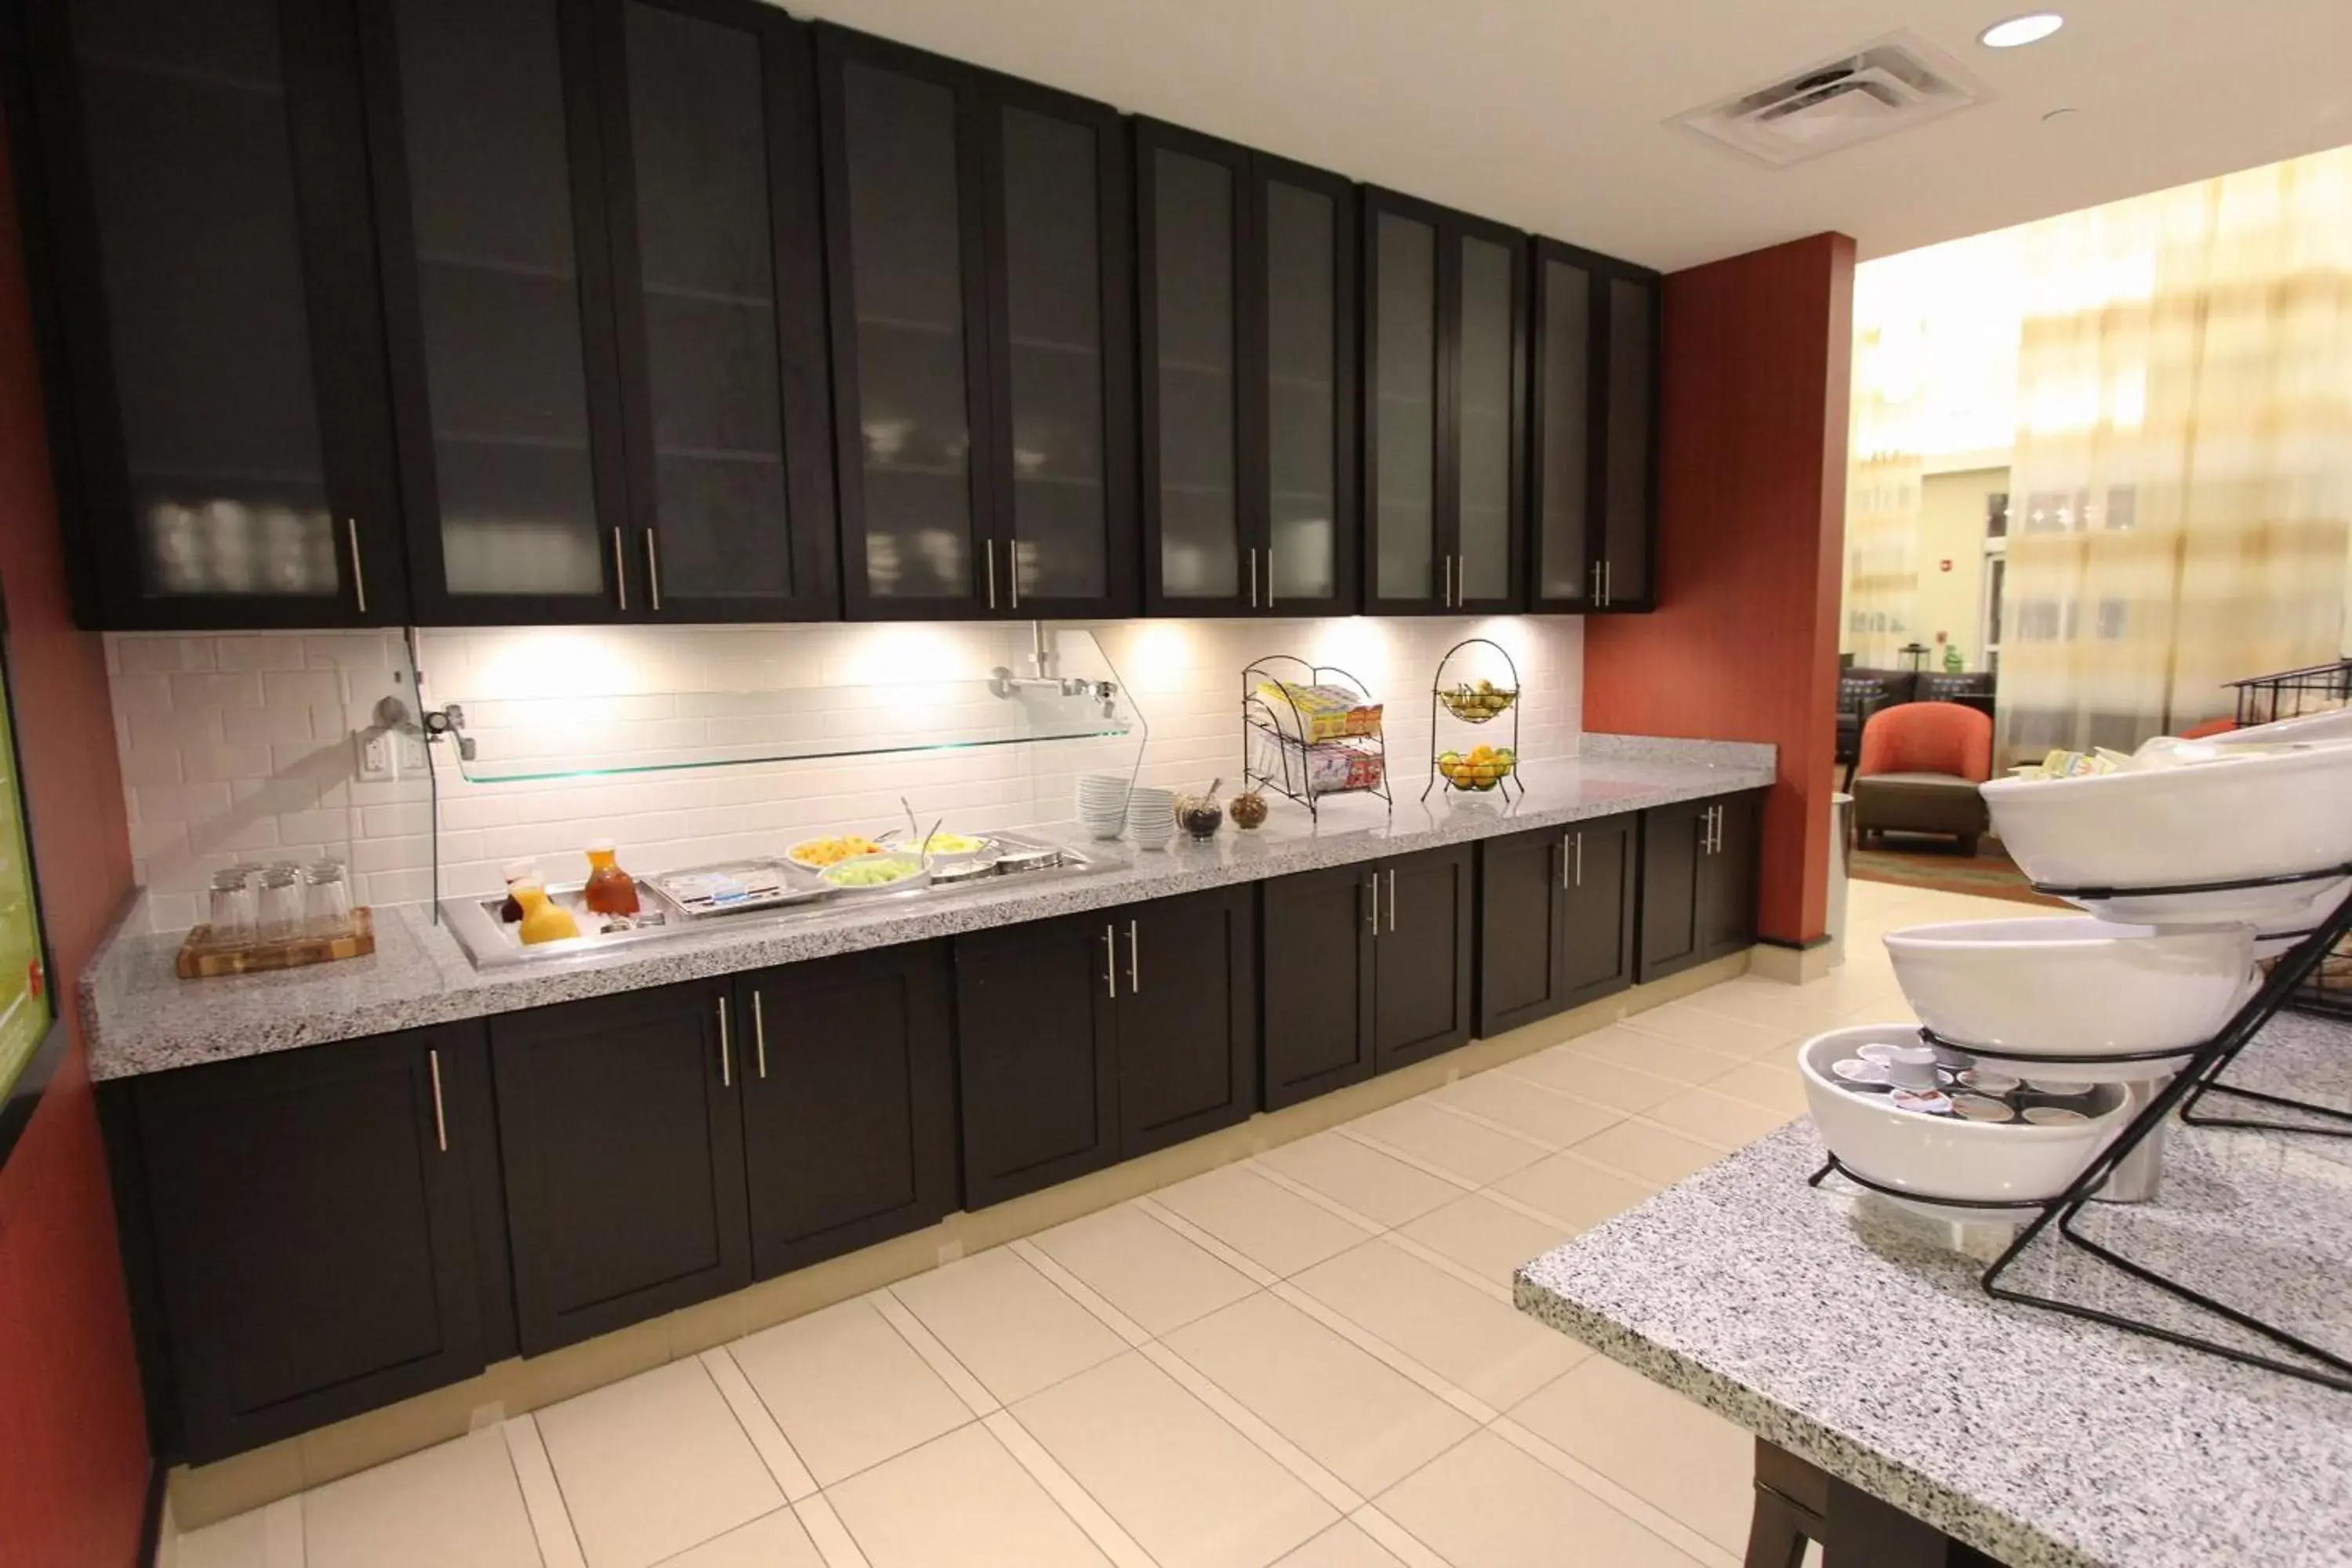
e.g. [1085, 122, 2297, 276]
[0, 103, 151, 1568]
[1585, 233, 1856, 946]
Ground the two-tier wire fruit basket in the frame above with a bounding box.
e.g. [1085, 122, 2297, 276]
[1425, 637, 1522, 801]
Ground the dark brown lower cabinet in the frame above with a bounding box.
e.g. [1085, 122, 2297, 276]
[493, 980, 750, 1356]
[735, 943, 959, 1279]
[1373, 843, 1476, 1073]
[129, 1025, 492, 1462]
[1261, 865, 1376, 1109]
[1116, 885, 1258, 1157]
[1639, 792, 1762, 983]
[957, 889, 1260, 1206]
[1477, 814, 1639, 1036]
[955, 911, 1121, 1209]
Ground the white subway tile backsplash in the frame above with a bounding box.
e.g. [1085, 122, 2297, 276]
[106, 615, 1582, 922]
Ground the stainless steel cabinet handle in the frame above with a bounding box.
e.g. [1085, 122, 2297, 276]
[1008, 538, 1020, 609]
[644, 528, 663, 612]
[1442, 554, 1453, 608]
[752, 989, 768, 1080]
[1602, 558, 1613, 606]
[717, 995, 732, 1088]
[1385, 868, 1397, 933]
[1104, 924, 1116, 998]
[985, 539, 997, 610]
[427, 1047, 446, 1152]
[1264, 545, 1274, 608]
[1575, 831, 1584, 887]
[346, 519, 368, 615]
[613, 526, 628, 612]
[1127, 918, 1141, 993]
[1589, 559, 1601, 601]
[1248, 546, 1258, 609]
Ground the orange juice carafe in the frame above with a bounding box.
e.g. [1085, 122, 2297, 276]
[514, 884, 581, 946]
[582, 840, 640, 916]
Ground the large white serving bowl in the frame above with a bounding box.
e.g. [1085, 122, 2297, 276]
[2207, 708, 2352, 747]
[1799, 1025, 2130, 1218]
[1980, 744, 2352, 924]
[1882, 917, 2255, 1081]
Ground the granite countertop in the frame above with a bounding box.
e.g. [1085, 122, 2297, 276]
[1515, 1012, 2352, 1568]
[82, 735, 1772, 1080]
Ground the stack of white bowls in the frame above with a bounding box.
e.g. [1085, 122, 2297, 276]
[1125, 786, 1177, 850]
[1079, 774, 1131, 840]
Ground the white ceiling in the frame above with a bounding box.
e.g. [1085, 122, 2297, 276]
[790, 0, 2352, 271]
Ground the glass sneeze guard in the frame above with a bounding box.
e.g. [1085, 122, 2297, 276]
[423, 626, 1139, 785]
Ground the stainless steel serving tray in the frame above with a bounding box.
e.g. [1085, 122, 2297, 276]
[439, 832, 1092, 969]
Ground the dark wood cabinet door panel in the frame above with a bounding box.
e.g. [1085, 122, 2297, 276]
[1477, 829, 1568, 1038]
[492, 980, 750, 1355]
[365, 0, 631, 625]
[134, 1025, 485, 1461]
[1527, 239, 1659, 614]
[1563, 812, 1639, 1008]
[1255, 155, 1358, 615]
[597, 0, 837, 621]
[1374, 843, 1475, 1073]
[1597, 268, 1660, 612]
[954, 912, 1120, 1207]
[1117, 886, 1258, 1156]
[1638, 799, 1709, 984]
[27, 0, 405, 627]
[1450, 221, 1526, 612]
[1261, 864, 1376, 1109]
[1699, 791, 1763, 961]
[737, 943, 957, 1278]
[1363, 191, 1442, 615]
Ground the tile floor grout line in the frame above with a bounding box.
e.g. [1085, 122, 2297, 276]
[699, 1346, 821, 1501]
[867, 1286, 1002, 1419]
[1414, 1090, 1629, 1153]
[979, 1408, 1162, 1568]
[1376, 1226, 1515, 1304]
[791, 1494, 874, 1568]
[1346, 1500, 1455, 1568]
[1131, 1193, 1283, 1287]
[1243, 1158, 1395, 1239]
[1457, 1178, 1635, 1240]
[500, 1413, 589, 1568]
[1266, 1279, 1499, 1425]
[1009, 1236, 1153, 1347]
[1134, 1339, 1365, 1517]
[1487, 1049, 1695, 1104]
[1489, 1414, 1745, 1568]
[1326, 1122, 1486, 1192]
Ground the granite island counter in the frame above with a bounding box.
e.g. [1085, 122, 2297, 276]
[81, 736, 1773, 1079]
[1513, 1011, 2352, 1568]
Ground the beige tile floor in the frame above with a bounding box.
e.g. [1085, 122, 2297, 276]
[176, 879, 2013, 1568]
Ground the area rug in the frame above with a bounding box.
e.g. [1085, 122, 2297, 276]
[1849, 834, 2071, 908]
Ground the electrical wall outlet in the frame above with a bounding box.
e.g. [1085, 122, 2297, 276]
[354, 728, 396, 782]
[394, 730, 430, 775]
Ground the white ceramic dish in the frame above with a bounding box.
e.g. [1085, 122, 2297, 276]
[1882, 917, 2255, 1083]
[2206, 707, 2352, 747]
[1980, 744, 2352, 924]
[1800, 1025, 2129, 1220]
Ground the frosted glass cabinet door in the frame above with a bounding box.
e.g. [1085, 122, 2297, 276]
[374, 0, 627, 621]
[601, 0, 837, 620]
[1453, 230, 1522, 609]
[1142, 136, 1243, 607]
[1258, 162, 1353, 612]
[1526, 237, 1659, 614]
[1533, 249, 1595, 606]
[1367, 205, 1439, 611]
[31, 0, 405, 626]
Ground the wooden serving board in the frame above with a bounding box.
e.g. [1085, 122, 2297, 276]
[176, 906, 376, 979]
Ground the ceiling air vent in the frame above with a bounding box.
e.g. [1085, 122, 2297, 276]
[1672, 31, 1989, 168]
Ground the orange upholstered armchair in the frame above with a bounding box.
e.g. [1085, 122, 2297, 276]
[1852, 702, 1994, 855]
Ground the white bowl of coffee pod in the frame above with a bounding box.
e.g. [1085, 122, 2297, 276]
[1882, 918, 2257, 1084]
[1980, 743, 2352, 926]
[1799, 1025, 2131, 1219]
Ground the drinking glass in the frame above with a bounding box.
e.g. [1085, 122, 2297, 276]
[205, 869, 255, 948]
[256, 867, 302, 944]
[301, 861, 353, 939]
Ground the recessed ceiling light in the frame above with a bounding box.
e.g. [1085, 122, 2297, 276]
[1980, 13, 2064, 48]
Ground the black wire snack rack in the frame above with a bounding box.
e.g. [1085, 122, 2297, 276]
[1241, 656, 1392, 822]
[2222, 659, 2352, 1022]
[1810, 866, 2352, 1393]
[1424, 637, 1523, 803]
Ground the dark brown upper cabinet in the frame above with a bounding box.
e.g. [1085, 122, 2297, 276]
[1360, 188, 1526, 616]
[1135, 120, 1356, 618]
[815, 26, 1137, 622]
[1528, 238, 1660, 613]
[363, 0, 834, 626]
[21, 0, 410, 629]
[591, 0, 839, 621]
